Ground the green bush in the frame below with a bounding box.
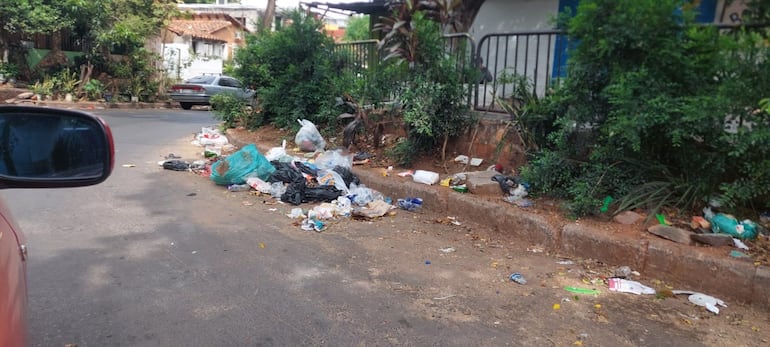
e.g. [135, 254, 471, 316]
[210, 93, 256, 129]
[520, 0, 770, 217]
[235, 10, 340, 129]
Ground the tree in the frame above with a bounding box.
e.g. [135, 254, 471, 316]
[261, 0, 277, 33]
[343, 15, 371, 41]
[0, 0, 177, 80]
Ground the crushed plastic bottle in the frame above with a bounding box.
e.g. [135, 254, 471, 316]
[227, 184, 250, 192]
[509, 273, 527, 285]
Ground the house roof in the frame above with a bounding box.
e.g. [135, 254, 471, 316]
[302, 1, 389, 16]
[167, 13, 249, 42]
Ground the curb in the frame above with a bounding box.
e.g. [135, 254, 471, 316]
[226, 133, 769, 311]
[8, 100, 180, 110]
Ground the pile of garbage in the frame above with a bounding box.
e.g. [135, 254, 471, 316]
[163, 123, 415, 232]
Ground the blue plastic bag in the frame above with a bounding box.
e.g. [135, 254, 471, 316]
[210, 144, 275, 185]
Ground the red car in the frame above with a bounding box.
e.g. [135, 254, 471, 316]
[0, 106, 114, 346]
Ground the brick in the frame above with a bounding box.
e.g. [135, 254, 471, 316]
[647, 225, 694, 245]
[691, 233, 734, 247]
[465, 170, 504, 196]
[613, 211, 643, 225]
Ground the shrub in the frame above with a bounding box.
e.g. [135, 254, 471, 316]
[235, 10, 340, 130]
[520, 0, 770, 217]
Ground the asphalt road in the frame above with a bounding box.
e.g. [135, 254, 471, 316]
[4, 109, 769, 346]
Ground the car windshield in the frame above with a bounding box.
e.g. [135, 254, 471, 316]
[184, 75, 216, 84]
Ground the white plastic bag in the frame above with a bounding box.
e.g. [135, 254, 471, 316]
[315, 149, 353, 170]
[246, 177, 272, 194]
[265, 139, 287, 161]
[295, 119, 326, 152]
[197, 127, 229, 147]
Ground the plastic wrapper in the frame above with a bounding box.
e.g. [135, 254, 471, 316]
[315, 149, 353, 170]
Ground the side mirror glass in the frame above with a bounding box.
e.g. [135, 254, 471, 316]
[0, 106, 113, 188]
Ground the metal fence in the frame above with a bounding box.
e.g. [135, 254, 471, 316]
[333, 31, 564, 113]
[474, 30, 567, 112]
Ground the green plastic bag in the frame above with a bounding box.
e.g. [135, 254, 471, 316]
[710, 213, 757, 240]
[210, 144, 275, 185]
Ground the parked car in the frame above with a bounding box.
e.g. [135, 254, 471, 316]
[0, 106, 114, 346]
[169, 75, 255, 110]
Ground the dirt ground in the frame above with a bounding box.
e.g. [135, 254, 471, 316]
[170, 128, 770, 346]
[226, 124, 770, 267]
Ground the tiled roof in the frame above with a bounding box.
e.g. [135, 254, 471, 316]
[167, 20, 231, 42]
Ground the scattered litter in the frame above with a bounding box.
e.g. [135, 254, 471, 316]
[608, 278, 655, 295]
[711, 213, 758, 239]
[425, 260, 431, 265]
[556, 260, 575, 265]
[122, 164, 136, 168]
[564, 286, 600, 295]
[191, 251, 197, 254]
[352, 200, 392, 219]
[295, 119, 326, 152]
[454, 155, 469, 164]
[673, 292, 727, 314]
[413, 170, 440, 185]
[440, 247, 456, 253]
[268, 208, 277, 211]
[730, 250, 751, 258]
[733, 238, 750, 250]
[469, 157, 483, 166]
[509, 273, 527, 285]
[163, 160, 190, 171]
[259, 243, 265, 249]
[614, 266, 632, 277]
[553, 303, 561, 310]
[301, 218, 324, 232]
[527, 246, 544, 253]
[397, 170, 414, 177]
[210, 144, 274, 185]
[397, 197, 423, 211]
[287, 208, 306, 219]
[600, 196, 614, 213]
[186, 193, 197, 197]
[228, 184, 251, 192]
[242, 200, 254, 206]
[433, 294, 457, 300]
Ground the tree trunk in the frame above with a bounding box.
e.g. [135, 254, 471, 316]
[37, 30, 68, 72]
[261, 0, 277, 33]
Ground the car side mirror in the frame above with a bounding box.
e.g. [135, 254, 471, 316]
[0, 106, 114, 188]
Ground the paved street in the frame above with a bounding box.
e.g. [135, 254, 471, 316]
[3, 109, 769, 346]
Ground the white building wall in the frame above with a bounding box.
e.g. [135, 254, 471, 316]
[470, 0, 561, 105]
[162, 43, 224, 81]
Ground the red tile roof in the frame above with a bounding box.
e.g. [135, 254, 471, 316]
[167, 20, 231, 42]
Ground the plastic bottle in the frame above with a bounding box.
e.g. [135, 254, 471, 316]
[227, 184, 250, 192]
[509, 273, 527, 285]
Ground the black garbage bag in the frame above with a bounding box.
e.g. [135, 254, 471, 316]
[333, 165, 360, 187]
[281, 179, 306, 205]
[163, 159, 190, 171]
[268, 161, 304, 183]
[294, 161, 318, 178]
[304, 186, 343, 203]
[492, 174, 520, 195]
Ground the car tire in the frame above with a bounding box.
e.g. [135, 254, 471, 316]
[180, 102, 193, 110]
